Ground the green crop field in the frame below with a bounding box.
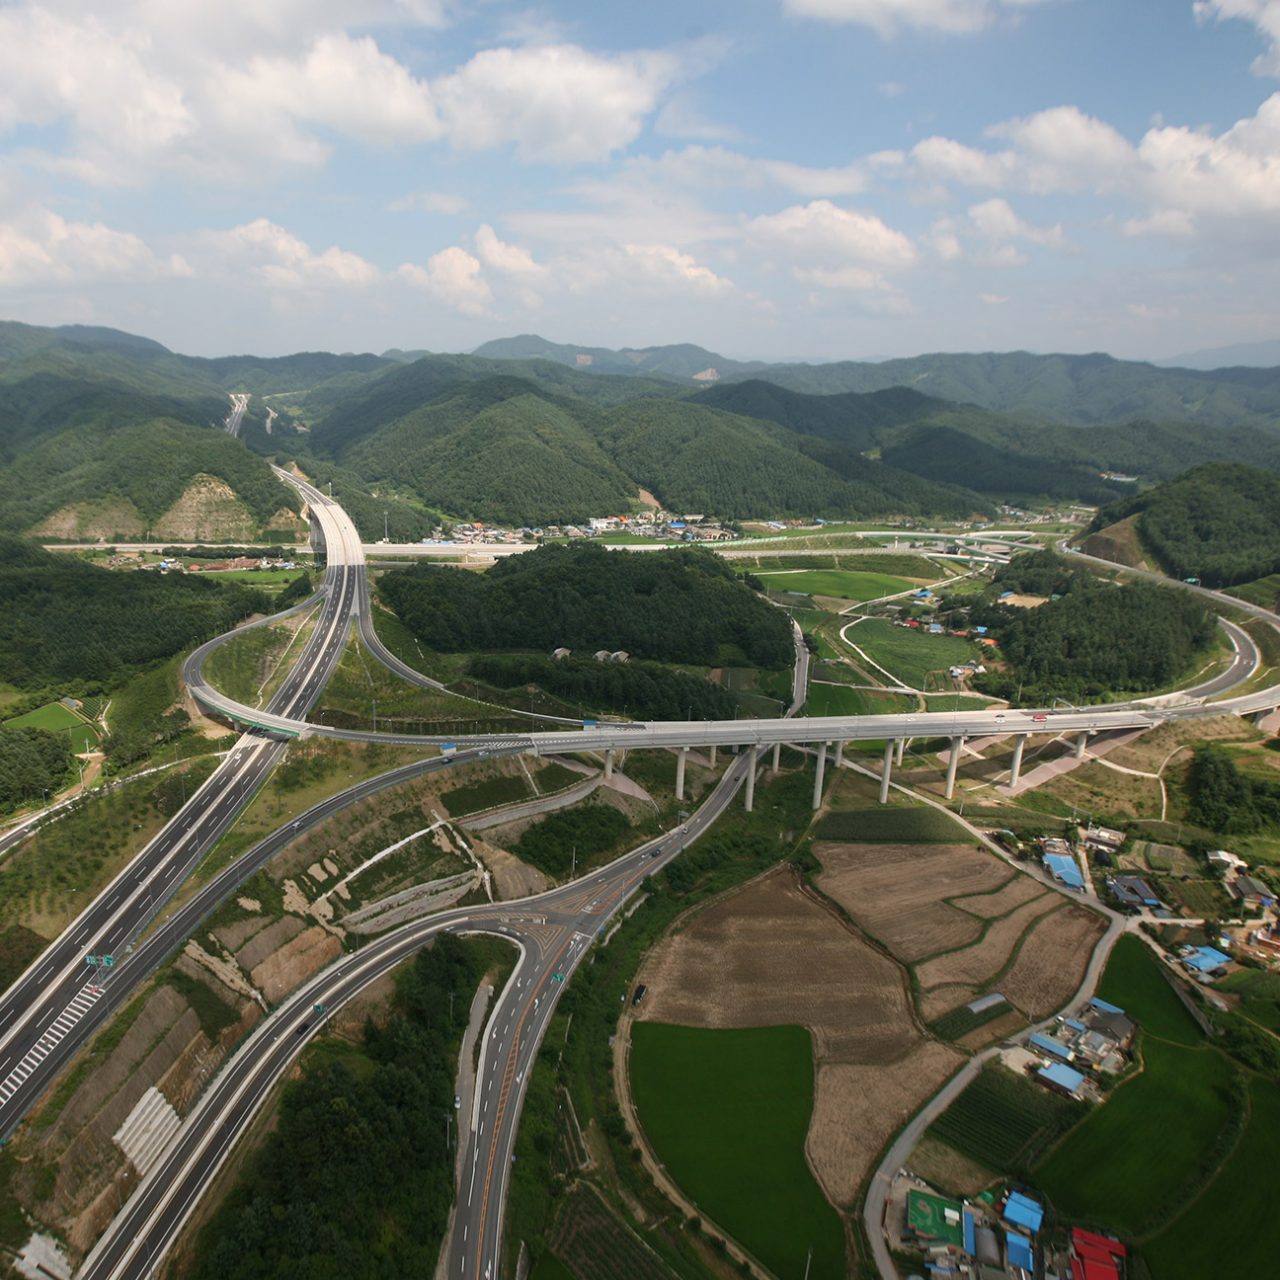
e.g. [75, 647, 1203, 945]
[1160, 877, 1231, 918]
[926, 1065, 1085, 1171]
[841, 618, 978, 690]
[1094, 936, 1202, 1046]
[929, 998, 1015, 1042]
[1034, 1038, 1236, 1234]
[816, 805, 964, 844]
[4, 702, 99, 754]
[804, 682, 915, 717]
[1142, 1077, 1280, 1280]
[630, 1023, 846, 1279]
[755, 569, 914, 603]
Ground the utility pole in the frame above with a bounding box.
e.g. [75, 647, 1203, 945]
[571, 845, 577, 877]
[383, 510, 389, 541]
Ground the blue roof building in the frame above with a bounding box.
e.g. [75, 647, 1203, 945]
[1029, 1032, 1074, 1062]
[1003, 1192, 1044, 1233]
[1006, 1231, 1035, 1272]
[1037, 1062, 1086, 1096]
[1043, 853, 1085, 890]
[1184, 946, 1231, 975]
[1090, 997, 1125, 1016]
[962, 1208, 976, 1257]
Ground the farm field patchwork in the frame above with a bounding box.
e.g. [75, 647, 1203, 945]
[914, 895, 1062, 993]
[630, 866, 962, 1208]
[804, 683, 915, 717]
[815, 805, 967, 844]
[545, 1183, 677, 1280]
[630, 1023, 847, 1279]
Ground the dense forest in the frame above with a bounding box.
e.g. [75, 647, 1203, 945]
[468, 653, 738, 721]
[972, 552, 1216, 702]
[0, 538, 269, 690]
[512, 803, 633, 876]
[0, 726, 72, 812]
[1086, 463, 1280, 587]
[1186, 746, 1280, 834]
[190, 935, 488, 1280]
[380, 544, 794, 668]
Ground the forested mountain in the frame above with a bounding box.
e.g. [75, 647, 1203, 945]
[0, 537, 268, 690]
[970, 552, 1217, 703]
[379, 543, 794, 667]
[726, 350, 1280, 428]
[1084, 464, 1280, 588]
[471, 334, 766, 381]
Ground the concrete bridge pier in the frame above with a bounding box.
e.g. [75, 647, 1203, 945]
[744, 749, 757, 812]
[675, 747, 688, 801]
[1073, 732, 1089, 760]
[879, 740, 894, 804]
[708, 744, 717, 768]
[812, 741, 829, 810]
[895, 737, 906, 766]
[1252, 708, 1275, 728]
[771, 741, 781, 773]
[1009, 734, 1027, 788]
[834, 740, 845, 769]
[604, 749, 614, 780]
[944, 736, 966, 801]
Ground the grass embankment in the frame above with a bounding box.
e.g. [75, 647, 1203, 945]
[631, 1023, 846, 1279]
[0, 755, 220, 985]
[505, 765, 835, 1280]
[203, 614, 315, 709]
[183, 935, 511, 1280]
[193, 738, 432, 881]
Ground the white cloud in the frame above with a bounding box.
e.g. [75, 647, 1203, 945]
[0, 208, 189, 285]
[435, 44, 680, 163]
[968, 197, 1067, 247]
[475, 225, 545, 276]
[1196, 1, 1280, 76]
[747, 200, 918, 267]
[781, 0, 1048, 36]
[399, 246, 492, 315]
[617, 146, 866, 197]
[562, 243, 731, 296]
[980, 292, 1010, 303]
[388, 191, 469, 215]
[199, 219, 379, 288]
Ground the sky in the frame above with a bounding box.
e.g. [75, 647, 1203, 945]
[2, 0, 1280, 362]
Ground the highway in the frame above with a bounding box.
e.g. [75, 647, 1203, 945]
[0, 474, 363, 1137]
[77, 750, 755, 1280]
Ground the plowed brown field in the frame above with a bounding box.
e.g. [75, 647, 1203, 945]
[998, 903, 1106, 1017]
[813, 842, 1009, 962]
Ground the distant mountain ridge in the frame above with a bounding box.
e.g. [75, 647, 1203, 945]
[1156, 339, 1280, 371]
[471, 334, 767, 382]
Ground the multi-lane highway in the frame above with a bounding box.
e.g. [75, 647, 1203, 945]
[0, 474, 362, 1137]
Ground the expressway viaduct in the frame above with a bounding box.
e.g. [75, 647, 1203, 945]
[3, 464, 1279, 1280]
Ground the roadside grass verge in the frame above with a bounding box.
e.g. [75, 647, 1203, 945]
[631, 1023, 846, 1280]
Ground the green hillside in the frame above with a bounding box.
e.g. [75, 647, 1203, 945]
[1085, 463, 1280, 587]
[602, 398, 982, 518]
[379, 542, 794, 667]
[731, 350, 1280, 428]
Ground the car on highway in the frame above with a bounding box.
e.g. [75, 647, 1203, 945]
[454, 1094, 461, 1110]
[1030, 713, 1048, 722]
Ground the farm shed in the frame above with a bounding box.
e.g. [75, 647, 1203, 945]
[1035, 1062, 1085, 1099]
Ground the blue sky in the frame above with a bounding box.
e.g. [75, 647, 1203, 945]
[2, 0, 1280, 361]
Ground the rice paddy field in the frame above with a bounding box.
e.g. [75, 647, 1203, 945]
[629, 1023, 846, 1279]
